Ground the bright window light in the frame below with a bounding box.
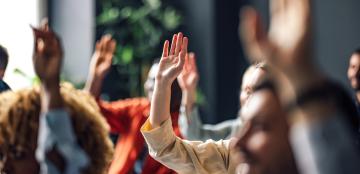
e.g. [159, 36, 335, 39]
[0, 0, 41, 89]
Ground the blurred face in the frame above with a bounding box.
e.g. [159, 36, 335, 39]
[348, 53, 360, 91]
[144, 63, 159, 101]
[232, 90, 297, 174]
[240, 67, 266, 107]
[0, 143, 39, 174]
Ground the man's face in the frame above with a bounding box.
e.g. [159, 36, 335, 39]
[144, 63, 159, 101]
[232, 90, 297, 174]
[348, 53, 360, 91]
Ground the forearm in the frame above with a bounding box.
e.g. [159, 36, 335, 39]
[150, 81, 172, 128]
[41, 82, 63, 113]
[181, 90, 196, 116]
[84, 72, 104, 98]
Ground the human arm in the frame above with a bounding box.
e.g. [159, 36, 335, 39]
[32, 21, 89, 174]
[142, 117, 234, 174]
[179, 106, 239, 141]
[84, 35, 116, 98]
[142, 33, 236, 173]
[240, 0, 360, 173]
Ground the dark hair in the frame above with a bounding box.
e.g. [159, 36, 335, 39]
[0, 45, 9, 70]
[353, 48, 360, 55]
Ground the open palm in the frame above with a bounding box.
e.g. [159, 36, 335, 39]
[241, 0, 311, 72]
[178, 52, 199, 92]
[91, 35, 116, 78]
[157, 33, 188, 86]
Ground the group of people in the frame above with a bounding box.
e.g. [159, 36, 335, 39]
[1, 0, 360, 174]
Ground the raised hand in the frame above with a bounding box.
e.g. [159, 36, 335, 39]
[240, 0, 322, 96]
[32, 19, 64, 111]
[156, 33, 188, 87]
[178, 52, 199, 112]
[84, 35, 116, 98]
[32, 21, 63, 87]
[178, 52, 199, 92]
[90, 35, 116, 79]
[150, 32, 188, 128]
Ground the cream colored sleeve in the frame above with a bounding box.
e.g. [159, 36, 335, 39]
[141, 118, 236, 174]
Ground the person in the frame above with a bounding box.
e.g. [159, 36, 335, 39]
[178, 61, 267, 141]
[140, 32, 299, 174]
[0, 22, 113, 174]
[240, 0, 360, 173]
[348, 48, 360, 113]
[84, 35, 182, 174]
[0, 44, 11, 92]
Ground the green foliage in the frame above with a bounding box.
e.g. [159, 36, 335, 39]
[97, 0, 182, 65]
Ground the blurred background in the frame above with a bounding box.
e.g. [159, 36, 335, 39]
[1, 0, 360, 123]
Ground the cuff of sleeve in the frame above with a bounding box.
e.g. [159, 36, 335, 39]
[141, 118, 176, 153]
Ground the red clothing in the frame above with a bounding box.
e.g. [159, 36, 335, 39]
[98, 97, 181, 174]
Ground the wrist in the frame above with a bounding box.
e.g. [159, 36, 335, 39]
[182, 90, 196, 108]
[41, 85, 64, 113]
[42, 80, 60, 93]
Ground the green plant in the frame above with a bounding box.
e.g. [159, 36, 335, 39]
[96, 0, 182, 97]
[96, 0, 182, 65]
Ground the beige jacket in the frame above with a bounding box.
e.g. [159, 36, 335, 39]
[141, 118, 238, 174]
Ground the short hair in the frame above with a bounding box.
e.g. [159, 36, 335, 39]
[353, 48, 360, 55]
[0, 45, 9, 70]
[0, 83, 114, 174]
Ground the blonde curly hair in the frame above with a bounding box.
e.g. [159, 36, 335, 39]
[0, 83, 113, 174]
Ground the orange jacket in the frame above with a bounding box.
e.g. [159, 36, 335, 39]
[98, 98, 181, 174]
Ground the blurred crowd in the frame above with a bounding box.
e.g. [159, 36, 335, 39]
[1, 0, 360, 174]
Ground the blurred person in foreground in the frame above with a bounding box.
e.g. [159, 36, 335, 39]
[84, 35, 182, 174]
[240, 0, 360, 173]
[178, 60, 267, 141]
[0, 21, 113, 174]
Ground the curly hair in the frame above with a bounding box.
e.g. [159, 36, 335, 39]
[0, 83, 113, 174]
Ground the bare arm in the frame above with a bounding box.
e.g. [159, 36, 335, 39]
[149, 32, 188, 128]
[84, 35, 116, 98]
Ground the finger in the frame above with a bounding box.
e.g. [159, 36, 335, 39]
[184, 53, 190, 72]
[176, 37, 188, 70]
[31, 27, 47, 38]
[270, 0, 286, 16]
[95, 41, 101, 51]
[189, 52, 198, 72]
[181, 37, 188, 56]
[109, 39, 116, 54]
[99, 36, 107, 52]
[162, 40, 170, 58]
[40, 18, 49, 31]
[169, 34, 177, 55]
[240, 7, 268, 62]
[174, 32, 183, 56]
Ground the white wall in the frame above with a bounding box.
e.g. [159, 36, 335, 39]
[314, 0, 360, 91]
[51, 0, 95, 85]
[0, 0, 43, 89]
